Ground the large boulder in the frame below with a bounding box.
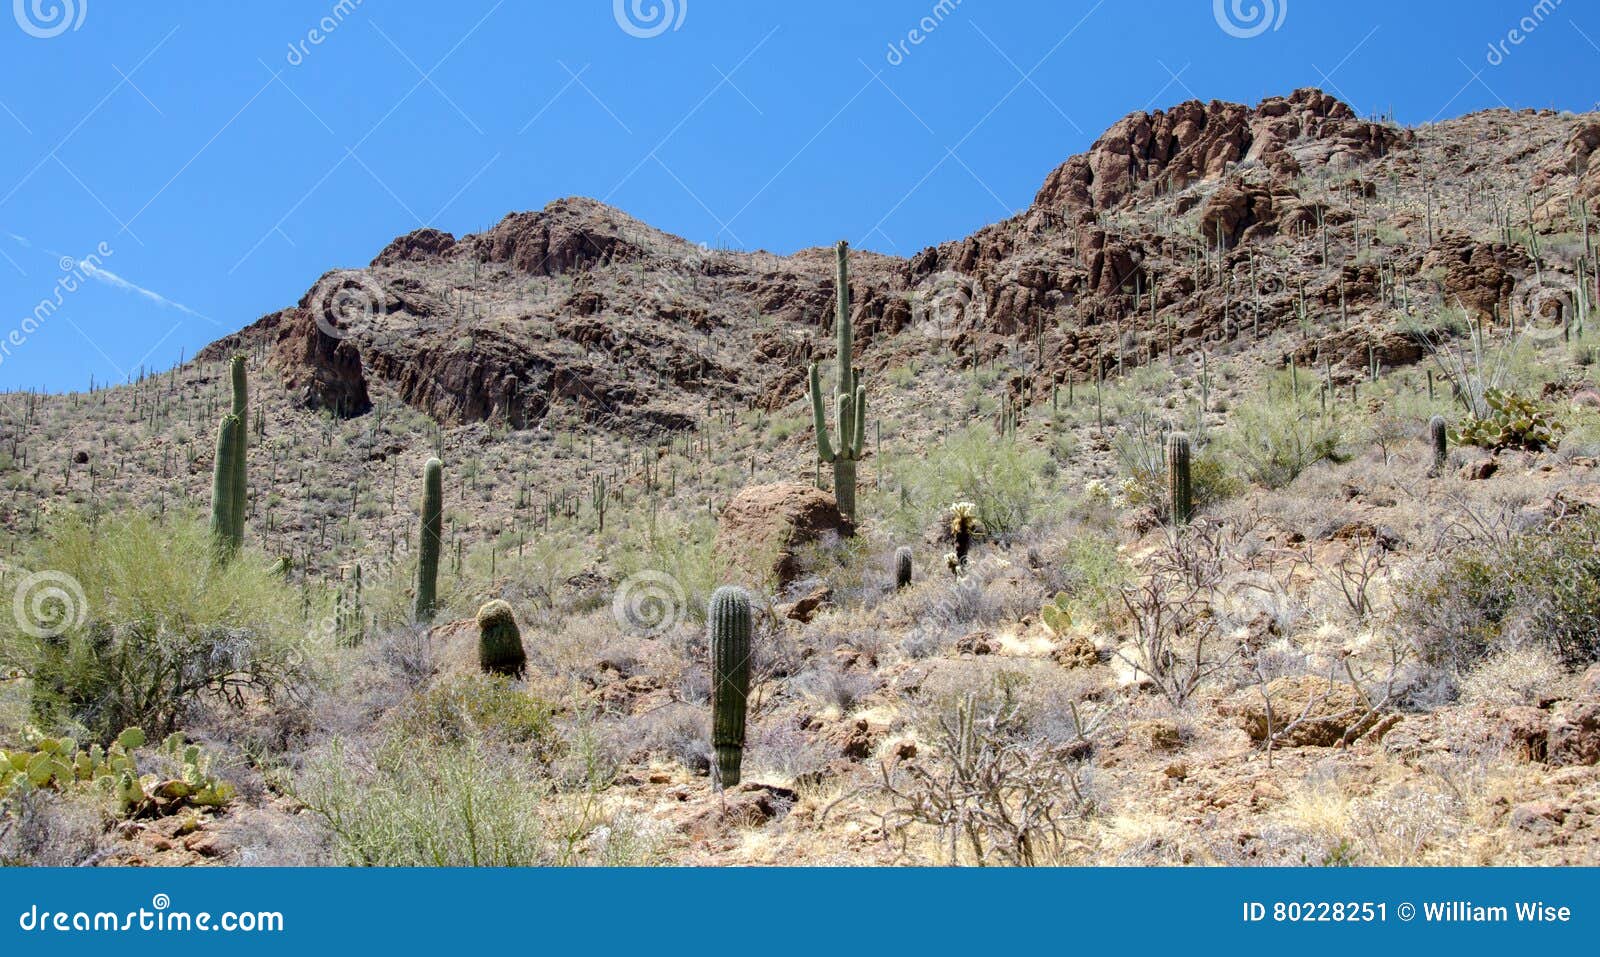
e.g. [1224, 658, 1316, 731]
[1231, 675, 1384, 748]
[715, 483, 853, 591]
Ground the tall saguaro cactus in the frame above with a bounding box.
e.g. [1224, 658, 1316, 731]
[810, 240, 867, 520]
[228, 355, 248, 544]
[1168, 432, 1193, 526]
[209, 414, 243, 556]
[708, 586, 752, 788]
[415, 457, 444, 623]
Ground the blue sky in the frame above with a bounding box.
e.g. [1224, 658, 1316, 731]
[1, 0, 1597, 392]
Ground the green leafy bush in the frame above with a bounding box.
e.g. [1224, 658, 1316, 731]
[1219, 393, 1346, 489]
[879, 426, 1050, 539]
[4, 513, 307, 740]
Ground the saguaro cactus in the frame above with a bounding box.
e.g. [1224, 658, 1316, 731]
[228, 355, 248, 544]
[209, 414, 242, 556]
[708, 586, 752, 788]
[475, 600, 527, 678]
[415, 457, 443, 623]
[809, 240, 867, 521]
[1168, 432, 1193, 526]
[1429, 415, 1449, 473]
[894, 546, 913, 590]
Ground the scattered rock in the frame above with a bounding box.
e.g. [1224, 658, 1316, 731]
[956, 631, 997, 656]
[1232, 675, 1382, 747]
[781, 584, 833, 623]
[715, 483, 853, 590]
[1051, 634, 1100, 669]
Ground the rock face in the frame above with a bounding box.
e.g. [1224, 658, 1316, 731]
[209, 88, 1572, 440]
[715, 483, 853, 591]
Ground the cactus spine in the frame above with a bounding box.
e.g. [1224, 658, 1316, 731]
[708, 586, 752, 788]
[1168, 432, 1193, 526]
[810, 240, 867, 521]
[894, 546, 913, 590]
[1429, 415, 1449, 473]
[475, 600, 527, 678]
[415, 457, 443, 623]
[209, 414, 243, 556]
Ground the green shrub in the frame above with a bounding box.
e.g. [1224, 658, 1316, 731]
[1219, 392, 1346, 489]
[1400, 512, 1600, 671]
[292, 734, 653, 866]
[396, 673, 556, 752]
[3, 513, 307, 741]
[1114, 428, 1241, 516]
[879, 426, 1050, 539]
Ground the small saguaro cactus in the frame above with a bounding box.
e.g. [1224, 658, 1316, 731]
[209, 413, 243, 556]
[1168, 432, 1193, 526]
[894, 546, 913, 590]
[1429, 415, 1449, 473]
[708, 586, 752, 788]
[475, 600, 528, 678]
[809, 240, 867, 521]
[415, 457, 444, 623]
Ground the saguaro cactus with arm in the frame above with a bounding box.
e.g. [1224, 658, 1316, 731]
[810, 240, 867, 521]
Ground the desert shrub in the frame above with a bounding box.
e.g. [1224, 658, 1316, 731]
[611, 513, 727, 624]
[2, 513, 307, 742]
[293, 733, 653, 866]
[1219, 392, 1346, 489]
[1113, 419, 1242, 516]
[1458, 644, 1567, 706]
[1401, 512, 1600, 671]
[395, 673, 557, 752]
[880, 426, 1050, 539]
[795, 664, 879, 713]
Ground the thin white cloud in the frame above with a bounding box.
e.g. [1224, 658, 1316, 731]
[79, 262, 219, 326]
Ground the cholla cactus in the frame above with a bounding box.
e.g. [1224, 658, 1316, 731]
[1083, 478, 1113, 507]
[947, 501, 979, 570]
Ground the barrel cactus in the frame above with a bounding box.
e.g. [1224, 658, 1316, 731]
[415, 457, 444, 623]
[1167, 432, 1193, 526]
[475, 600, 527, 678]
[708, 586, 752, 788]
[894, 546, 913, 590]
